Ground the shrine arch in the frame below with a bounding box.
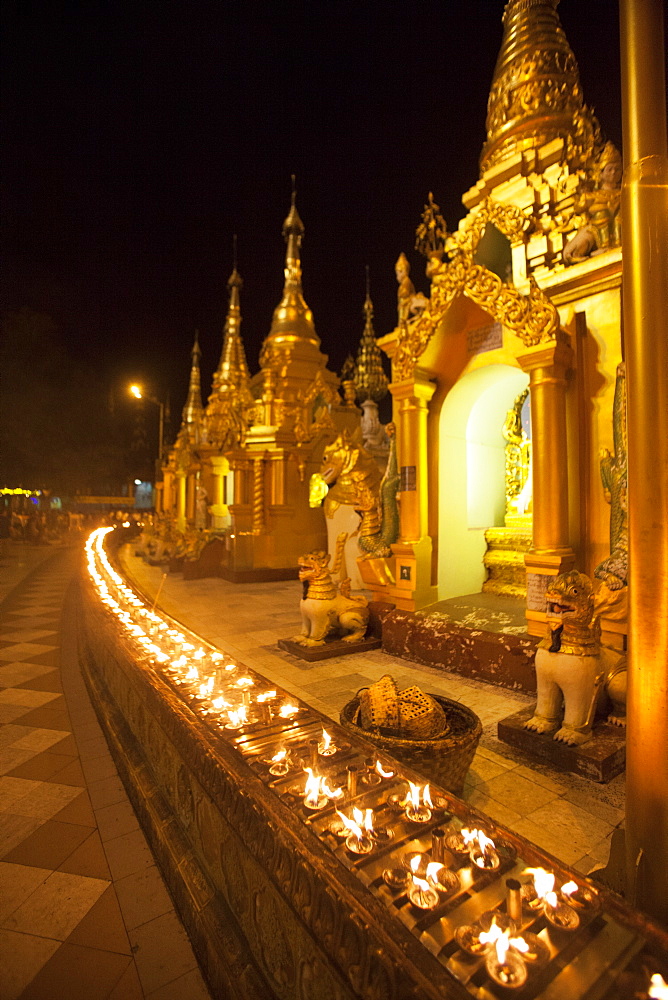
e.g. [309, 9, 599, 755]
[437, 363, 529, 600]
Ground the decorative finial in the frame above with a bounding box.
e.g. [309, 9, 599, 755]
[228, 235, 243, 290]
[415, 192, 448, 259]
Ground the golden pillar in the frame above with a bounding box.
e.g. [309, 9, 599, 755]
[389, 376, 437, 610]
[518, 336, 576, 635]
[209, 456, 230, 528]
[185, 473, 197, 523]
[620, 0, 668, 923]
[176, 472, 187, 533]
[154, 482, 164, 515]
[162, 470, 173, 515]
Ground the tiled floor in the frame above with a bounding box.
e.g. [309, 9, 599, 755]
[0, 543, 211, 1000]
[120, 547, 625, 876]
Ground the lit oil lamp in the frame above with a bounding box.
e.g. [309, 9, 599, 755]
[278, 702, 299, 719]
[256, 691, 276, 724]
[268, 749, 290, 776]
[302, 768, 329, 811]
[408, 872, 440, 910]
[318, 729, 337, 756]
[375, 760, 395, 779]
[559, 879, 599, 911]
[483, 926, 528, 990]
[446, 826, 479, 856]
[428, 862, 460, 896]
[336, 807, 374, 854]
[508, 932, 549, 968]
[649, 973, 668, 999]
[521, 867, 555, 910]
[404, 781, 433, 823]
[321, 777, 343, 802]
[543, 889, 580, 931]
[403, 852, 430, 878]
[225, 706, 248, 729]
[470, 831, 500, 871]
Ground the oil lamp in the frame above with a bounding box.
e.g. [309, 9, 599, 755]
[559, 879, 599, 911]
[543, 890, 580, 931]
[360, 757, 381, 785]
[404, 781, 433, 822]
[408, 873, 440, 910]
[508, 932, 549, 968]
[483, 926, 528, 990]
[318, 729, 337, 756]
[382, 867, 409, 890]
[454, 923, 487, 956]
[225, 706, 247, 730]
[268, 749, 290, 776]
[336, 808, 374, 854]
[302, 768, 328, 811]
[279, 702, 299, 719]
[470, 831, 500, 871]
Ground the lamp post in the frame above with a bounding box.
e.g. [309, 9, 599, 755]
[129, 385, 165, 477]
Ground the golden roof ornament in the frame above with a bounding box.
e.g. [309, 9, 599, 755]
[180, 330, 204, 444]
[481, 0, 598, 174]
[263, 177, 320, 351]
[415, 192, 448, 261]
[354, 269, 389, 404]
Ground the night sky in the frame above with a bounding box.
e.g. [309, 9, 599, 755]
[2, 0, 622, 427]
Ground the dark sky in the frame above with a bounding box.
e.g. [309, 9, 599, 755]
[2, 0, 622, 421]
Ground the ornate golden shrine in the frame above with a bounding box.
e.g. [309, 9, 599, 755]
[371, 0, 625, 643]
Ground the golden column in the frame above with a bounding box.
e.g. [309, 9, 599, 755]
[620, 0, 668, 923]
[185, 473, 197, 523]
[390, 375, 437, 609]
[517, 335, 576, 635]
[176, 472, 187, 533]
[209, 456, 230, 528]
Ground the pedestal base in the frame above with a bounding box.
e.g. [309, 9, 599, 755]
[497, 707, 626, 783]
[277, 635, 381, 661]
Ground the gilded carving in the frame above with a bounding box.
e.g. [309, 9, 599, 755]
[394, 199, 558, 381]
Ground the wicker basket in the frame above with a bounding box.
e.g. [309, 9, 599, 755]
[340, 693, 482, 796]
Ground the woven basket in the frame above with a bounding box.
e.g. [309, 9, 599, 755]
[340, 693, 482, 796]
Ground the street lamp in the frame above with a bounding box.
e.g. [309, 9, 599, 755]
[129, 384, 165, 474]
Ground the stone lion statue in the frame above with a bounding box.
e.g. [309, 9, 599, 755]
[293, 550, 370, 647]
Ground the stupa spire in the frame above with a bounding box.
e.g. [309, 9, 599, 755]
[481, 0, 598, 173]
[263, 178, 320, 349]
[180, 330, 204, 442]
[206, 246, 253, 450]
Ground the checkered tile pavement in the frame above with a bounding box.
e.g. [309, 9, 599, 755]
[0, 545, 210, 1000]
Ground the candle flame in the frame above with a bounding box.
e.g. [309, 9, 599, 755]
[649, 973, 668, 999]
[321, 729, 332, 752]
[509, 936, 529, 954]
[270, 750, 287, 763]
[426, 862, 444, 885]
[409, 855, 421, 874]
[423, 784, 433, 808]
[412, 874, 431, 893]
[279, 703, 299, 718]
[479, 920, 510, 965]
[375, 760, 394, 778]
[227, 706, 247, 727]
[303, 767, 324, 807]
[560, 880, 578, 896]
[336, 809, 364, 840]
[256, 690, 276, 703]
[211, 696, 228, 710]
[525, 867, 555, 900]
[478, 831, 496, 855]
[235, 676, 253, 688]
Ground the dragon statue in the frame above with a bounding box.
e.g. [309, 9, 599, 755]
[293, 550, 369, 647]
[311, 424, 399, 587]
[524, 570, 627, 745]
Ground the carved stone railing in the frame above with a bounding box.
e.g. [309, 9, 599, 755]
[72, 529, 668, 1000]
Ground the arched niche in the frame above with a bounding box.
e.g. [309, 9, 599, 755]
[438, 363, 529, 600]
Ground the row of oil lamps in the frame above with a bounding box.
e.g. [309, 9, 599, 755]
[87, 529, 668, 998]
